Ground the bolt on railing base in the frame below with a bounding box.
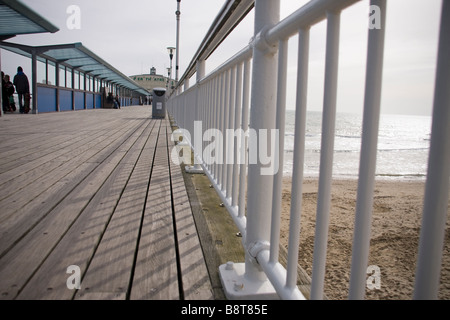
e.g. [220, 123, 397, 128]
[219, 262, 279, 300]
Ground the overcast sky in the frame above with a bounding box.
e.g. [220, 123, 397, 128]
[1, 0, 442, 115]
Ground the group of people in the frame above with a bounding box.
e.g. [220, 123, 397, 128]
[2, 66, 31, 114]
[106, 92, 121, 109]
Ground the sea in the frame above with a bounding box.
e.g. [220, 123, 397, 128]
[283, 110, 432, 180]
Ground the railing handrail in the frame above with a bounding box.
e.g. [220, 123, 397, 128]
[176, 0, 254, 90]
[198, 45, 253, 87]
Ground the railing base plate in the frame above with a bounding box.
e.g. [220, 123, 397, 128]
[219, 262, 279, 300]
[185, 165, 204, 174]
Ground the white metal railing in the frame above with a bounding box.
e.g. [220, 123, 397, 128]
[167, 0, 449, 300]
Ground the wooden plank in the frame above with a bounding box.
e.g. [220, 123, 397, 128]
[0, 116, 144, 195]
[0, 117, 136, 182]
[0, 111, 125, 170]
[0, 117, 143, 193]
[130, 122, 180, 300]
[0, 108, 213, 300]
[166, 122, 214, 300]
[0, 163, 96, 258]
[0, 120, 59, 154]
[75, 120, 160, 299]
[0, 120, 142, 222]
[0, 128, 142, 299]
[16, 120, 156, 300]
[0, 125, 102, 168]
[0, 110, 122, 154]
[0, 119, 147, 257]
[0, 120, 89, 169]
[76, 292, 126, 300]
[0, 132, 65, 163]
[0, 109, 127, 166]
[0, 111, 129, 173]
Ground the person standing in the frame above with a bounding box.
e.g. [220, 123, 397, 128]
[1, 71, 8, 112]
[115, 94, 121, 109]
[13, 66, 30, 114]
[4, 74, 15, 112]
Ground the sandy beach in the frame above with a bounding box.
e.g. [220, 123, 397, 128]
[280, 178, 450, 300]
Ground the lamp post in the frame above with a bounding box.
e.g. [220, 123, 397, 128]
[167, 46, 175, 84]
[175, 0, 181, 83]
[167, 67, 172, 91]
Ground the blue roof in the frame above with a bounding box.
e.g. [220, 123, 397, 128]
[0, 41, 150, 95]
[0, 0, 59, 40]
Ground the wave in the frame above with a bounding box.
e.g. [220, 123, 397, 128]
[335, 134, 361, 139]
[375, 173, 426, 179]
[282, 171, 427, 180]
[377, 147, 429, 152]
[285, 132, 318, 138]
[283, 146, 428, 153]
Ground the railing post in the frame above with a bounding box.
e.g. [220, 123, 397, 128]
[232, 62, 243, 207]
[185, 59, 205, 174]
[219, 0, 281, 300]
[31, 49, 38, 114]
[55, 62, 60, 112]
[414, 0, 450, 300]
[238, 60, 251, 219]
[226, 66, 236, 199]
[246, 0, 280, 280]
[270, 38, 288, 265]
[311, 9, 341, 300]
[349, 0, 387, 300]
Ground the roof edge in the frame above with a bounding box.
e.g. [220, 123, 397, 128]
[1, 0, 59, 34]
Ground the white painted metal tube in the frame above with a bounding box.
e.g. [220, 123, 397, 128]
[217, 72, 226, 186]
[201, 161, 247, 236]
[222, 69, 230, 194]
[181, 93, 186, 129]
[217, 73, 224, 181]
[238, 59, 251, 219]
[257, 249, 306, 300]
[193, 60, 206, 167]
[209, 77, 217, 173]
[286, 27, 310, 289]
[310, 10, 340, 300]
[270, 39, 289, 264]
[182, 125, 247, 236]
[227, 66, 236, 199]
[266, 0, 359, 46]
[205, 79, 213, 172]
[199, 46, 253, 86]
[232, 63, 243, 207]
[414, 0, 450, 300]
[213, 75, 221, 178]
[245, 0, 280, 283]
[349, 0, 386, 300]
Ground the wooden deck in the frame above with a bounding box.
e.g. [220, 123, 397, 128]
[0, 106, 213, 300]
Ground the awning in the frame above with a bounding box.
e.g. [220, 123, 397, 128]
[0, 0, 59, 40]
[0, 41, 150, 96]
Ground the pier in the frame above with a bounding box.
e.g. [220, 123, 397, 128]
[1, 0, 449, 300]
